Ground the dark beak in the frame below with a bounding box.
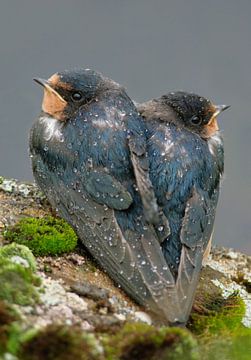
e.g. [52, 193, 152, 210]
[33, 78, 50, 88]
[33, 77, 67, 106]
[214, 104, 230, 116]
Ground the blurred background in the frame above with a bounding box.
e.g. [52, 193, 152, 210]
[0, 0, 250, 253]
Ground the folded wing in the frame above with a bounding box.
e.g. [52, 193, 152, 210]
[31, 151, 185, 324]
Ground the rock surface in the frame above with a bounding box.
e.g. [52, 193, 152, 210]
[0, 176, 251, 359]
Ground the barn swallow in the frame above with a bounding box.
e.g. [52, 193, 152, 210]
[30, 68, 184, 325]
[137, 91, 229, 318]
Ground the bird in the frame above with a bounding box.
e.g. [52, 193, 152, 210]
[30, 68, 183, 325]
[137, 91, 229, 318]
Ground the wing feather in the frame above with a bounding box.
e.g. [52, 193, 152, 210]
[33, 153, 184, 323]
[176, 186, 219, 316]
[128, 136, 170, 243]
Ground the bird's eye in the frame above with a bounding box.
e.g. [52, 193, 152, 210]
[71, 92, 83, 102]
[190, 115, 202, 126]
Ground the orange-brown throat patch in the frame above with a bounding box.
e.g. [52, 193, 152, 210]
[202, 116, 219, 138]
[41, 77, 67, 121]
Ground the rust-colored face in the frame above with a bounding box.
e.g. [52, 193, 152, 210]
[34, 69, 111, 122]
[201, 104, 220, 138]
[202, 104, 230, 138]
[202, 116, 219, 138]
[158, 92, 229, 139]
[34, 74, 68, 121]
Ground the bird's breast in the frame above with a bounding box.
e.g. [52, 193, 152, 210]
[39, 115, 65, 143]
[207, 132, 223, 157]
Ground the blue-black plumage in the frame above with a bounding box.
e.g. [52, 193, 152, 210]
[30, 68, 183, 325]
[138, 92, 227, 305]
[30, 69, 228, 325]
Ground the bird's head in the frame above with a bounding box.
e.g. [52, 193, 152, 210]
[34, 68, 120, 121]
[159, 91, 230, 138]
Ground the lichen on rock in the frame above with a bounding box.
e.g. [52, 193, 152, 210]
[1, 177, 251, 359]
[0, 243, 37, 271]
[0, 257, 40, 306]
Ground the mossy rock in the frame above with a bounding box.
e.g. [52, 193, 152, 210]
[0, 257, 40, 306]
[189, 291, 245, 336]
[0, 300, 21, 355]
[5, 216, 78, 256]
[190, 285, 249, 360]
[189, 266, 248, 359]
[228, 328, 251, 360]
[104, 322, 199, 360]
[197, 326, 251, 360]
[18, 324, 104, 360]
[0, 243, 37, 271]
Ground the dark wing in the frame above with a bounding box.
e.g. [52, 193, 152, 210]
[176, 186, 219, 316]
[128, 150, 219, 323]
[84, 170, 133, 210]
[31, 153, 184, 324]
[129, 142, 219, 323]
[128, 133, 170, 243]
[131, 105, 221, 323]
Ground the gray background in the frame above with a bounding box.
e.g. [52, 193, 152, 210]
[0, 0, 250, 253]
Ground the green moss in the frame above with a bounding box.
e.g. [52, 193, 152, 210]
[0, 301, 22, 356]
[190, 292, 245, 336]
[104, 322, 199, 360]
[5, 216, 78, 256]
[229, 328, 251, 360]
[0, 257, 40, 305]
[0, 301, 18, 354]
[0, 243, 37, 271]
[189, 290, 250, 360]
[19, 324, 104, 360]
[197, 327, 251, 360]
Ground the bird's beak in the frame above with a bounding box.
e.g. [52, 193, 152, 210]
[33, 77, 50, 88]
[33, 77, 66, 104]
[214, 104, 230, 117]
[33, 77, 67, 119]
[34, 77, 67, 104]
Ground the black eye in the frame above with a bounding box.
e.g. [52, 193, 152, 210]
[71, 92, 83, 102]
[190, 115, 202, 126]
